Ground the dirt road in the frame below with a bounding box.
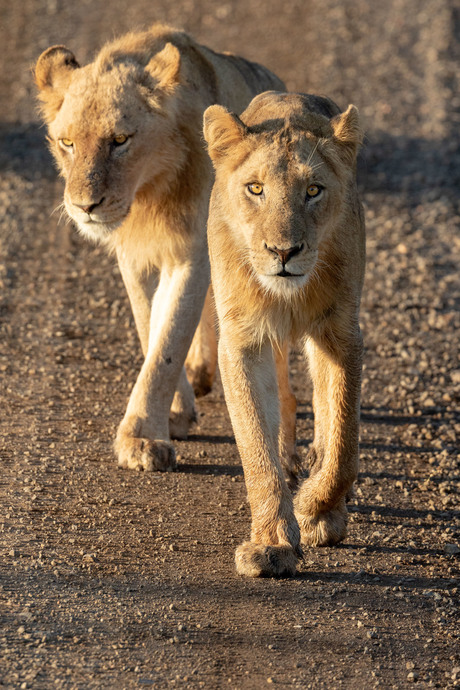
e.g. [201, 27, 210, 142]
[0, 0, 459, 687]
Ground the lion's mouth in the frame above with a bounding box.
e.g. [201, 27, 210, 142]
[277, 269, 305, 278]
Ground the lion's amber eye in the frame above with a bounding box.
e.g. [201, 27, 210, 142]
[248, 183, 264, 195]
[113, 134, 128, 146]
[60, 138, 73, 148]
[306, 184, 321, 198]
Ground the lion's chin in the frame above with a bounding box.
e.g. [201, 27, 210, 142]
[73, 218, 124, 244]
[257, 273, 309, 299]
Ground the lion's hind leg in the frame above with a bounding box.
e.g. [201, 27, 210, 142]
[275, 341, 302, 490]
[185, 287, 218, 397]
[169, 367, 197, 440]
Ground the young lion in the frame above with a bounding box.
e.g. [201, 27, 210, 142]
[34, 25, 284, 472]
[204, 91, 365, 577]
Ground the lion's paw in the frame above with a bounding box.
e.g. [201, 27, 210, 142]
[186, 363, 214, 398]
[295, 503, 348, 547]
[281, 450, 303, 491]
[115, 435, 177, 472]
[235, 541, 299, 578]
[169, 409, 196, 441]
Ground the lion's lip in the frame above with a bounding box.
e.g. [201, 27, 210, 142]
[76, 212, 128, 231]
[67, 202, 131, 228]
[82, 215, 123, 225]
[276, 269, 305, 278]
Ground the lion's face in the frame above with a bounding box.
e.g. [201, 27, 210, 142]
[35, 43, 183, 243]
[220, 135, 345, 298]
[204, 93, 362, 299]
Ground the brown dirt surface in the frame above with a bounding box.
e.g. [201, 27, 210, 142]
[0, 0, 459, 688]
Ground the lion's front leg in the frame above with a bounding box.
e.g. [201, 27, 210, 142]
[116, 257, 209, 472]
[294, 330, 363, 546]
[219, 339, 301, 577]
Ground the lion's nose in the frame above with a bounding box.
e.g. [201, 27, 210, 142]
[265, 243, 304, 266]
[74, 197, 105, 214]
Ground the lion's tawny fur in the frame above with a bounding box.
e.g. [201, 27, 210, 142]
[35, 25, 284, 472]
[204, 91, 365, 577]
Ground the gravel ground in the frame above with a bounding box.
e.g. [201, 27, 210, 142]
[0, 0, 459, 688]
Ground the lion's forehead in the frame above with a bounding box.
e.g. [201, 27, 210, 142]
[239, 137, 329, 183]
[51, 66, 147, 139]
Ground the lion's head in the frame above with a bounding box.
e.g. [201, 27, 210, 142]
[204, 92, 363, 300]
[35, 34, 184, 243]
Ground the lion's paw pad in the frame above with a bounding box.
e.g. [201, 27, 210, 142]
[116, 437, 177, 472]
[235, 541, 299, 578]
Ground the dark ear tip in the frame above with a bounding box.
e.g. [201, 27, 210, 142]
[35, 45, 79, 88]
[37, 45, 76, 64]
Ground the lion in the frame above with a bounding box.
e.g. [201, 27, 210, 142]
[203, 91, 365, 577]
[34, 25, 284, 472]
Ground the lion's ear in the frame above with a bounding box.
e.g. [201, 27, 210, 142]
[203, 105, 247, 163]
[331, 105, 363, 164]
[35, 46, 79, 122]
[145, 43, 181, 93]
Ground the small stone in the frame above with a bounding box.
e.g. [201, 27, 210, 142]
[450, 370, 460, 384]
[407, 672, 419, 682]
[169, 544, 178, 552]
[444, 544, 459, 555]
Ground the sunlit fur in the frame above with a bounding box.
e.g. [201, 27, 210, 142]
[35, 25, 285, 472]
[204, 91, 365, 577]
